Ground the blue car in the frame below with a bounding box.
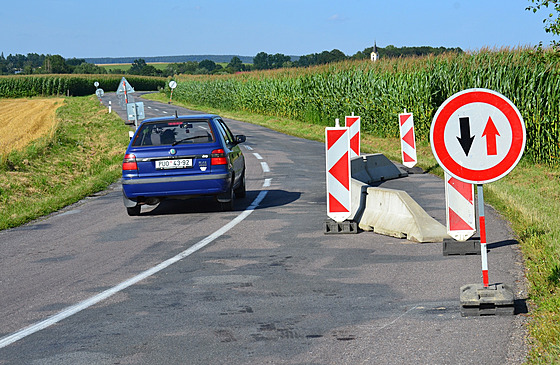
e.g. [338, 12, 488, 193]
[122, 114, 246, 215]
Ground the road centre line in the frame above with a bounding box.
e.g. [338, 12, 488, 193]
[260, 162, 270, 173]
[0, 188, 270, 349]
[253, 153, 263, 160]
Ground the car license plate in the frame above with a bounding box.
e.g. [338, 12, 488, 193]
[155, 159, 193, 169]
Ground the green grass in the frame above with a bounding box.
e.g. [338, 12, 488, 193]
[0, 96, 131, 230]
[146, 90, 560, 363]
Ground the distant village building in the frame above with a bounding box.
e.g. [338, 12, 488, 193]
[370, 42, 379, 62]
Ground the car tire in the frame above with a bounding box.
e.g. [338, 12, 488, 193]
[234, 171, 246, 199]
[127, 205, 141, 216]
[219, 184, 234, 211]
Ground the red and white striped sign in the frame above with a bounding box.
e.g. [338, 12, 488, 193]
[326, 127, 352, 222]
[345, 114, 360, 158]
[445, 172, 476, 241]
[399, 111, 417, 168]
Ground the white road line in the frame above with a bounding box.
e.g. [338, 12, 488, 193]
[162, 111, 168, 114]
[253, 153, 263, 160]
[260, 162, 270, 173]
[244, 145, 253, 151]
[264, 178, 272, 187]
[0, 190, 269, 349]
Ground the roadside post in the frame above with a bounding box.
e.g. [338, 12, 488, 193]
[168, 80, 177, 104]
[398, 110, 417, 168]
[324, 118, 357, 234]
[430, 88, 526, 316]
[94, 81, 104, 103]
[95, 88, 104, 102]
[345, 113, 360, 158]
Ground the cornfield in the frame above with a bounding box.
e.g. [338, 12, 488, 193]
[0, 74, 166, 98]
[169, 48, 560, 165]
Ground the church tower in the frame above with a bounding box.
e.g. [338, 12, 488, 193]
[370, 41, 379, 62]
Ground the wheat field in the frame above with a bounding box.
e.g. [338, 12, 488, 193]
[0, 98, 64, 157]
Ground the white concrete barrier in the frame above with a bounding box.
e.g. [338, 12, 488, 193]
[349, 154, 449, 243]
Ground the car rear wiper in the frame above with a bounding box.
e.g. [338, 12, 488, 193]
[171, 135, 208, 146]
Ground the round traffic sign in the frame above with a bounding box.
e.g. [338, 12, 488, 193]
[430, 88, 525, 184]
[169, 80, 177, 89]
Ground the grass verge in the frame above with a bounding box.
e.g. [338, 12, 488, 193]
[0, 96, 130, 230]
[147, 91, 560, 363]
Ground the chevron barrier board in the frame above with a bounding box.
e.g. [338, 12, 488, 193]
[325, 127, 352, 222]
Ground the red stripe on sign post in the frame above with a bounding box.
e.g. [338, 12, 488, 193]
[326, 127, 352, 222]
[399, 111, 417, 168]
[477, 185, 489, 288]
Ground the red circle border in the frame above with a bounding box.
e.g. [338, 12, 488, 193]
[431, 90, 525, 184]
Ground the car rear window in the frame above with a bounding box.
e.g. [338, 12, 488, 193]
[132, 120, 215, 147]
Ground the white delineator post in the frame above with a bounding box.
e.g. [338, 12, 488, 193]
[399, 110, 417, 168]
[445, 172, 476, 241]
[345, 113, 361, 158]
[325, 119, 352, 222]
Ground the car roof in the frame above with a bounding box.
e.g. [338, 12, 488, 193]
[139, 114, 220, 126]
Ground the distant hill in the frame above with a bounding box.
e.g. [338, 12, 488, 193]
[86, 55, 254, 65]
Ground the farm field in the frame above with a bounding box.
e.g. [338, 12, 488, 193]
[96, 62, 171, 72]
[0, 98, 64, 157]
[96, 62, 231, 72]
[0, 96, 130, 230]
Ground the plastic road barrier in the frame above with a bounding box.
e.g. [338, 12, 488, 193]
[445, 172, 476, 241]
[326, 127, 352, 222]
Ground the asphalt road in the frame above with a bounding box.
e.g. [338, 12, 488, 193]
[0, 92, 528, 364]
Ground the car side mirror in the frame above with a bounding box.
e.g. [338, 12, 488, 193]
[234, 135, 246, 144]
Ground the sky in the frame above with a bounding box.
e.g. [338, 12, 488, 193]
[1, 0, 557, 59]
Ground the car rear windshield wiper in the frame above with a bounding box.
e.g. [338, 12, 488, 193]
[171, 135, 208, 146]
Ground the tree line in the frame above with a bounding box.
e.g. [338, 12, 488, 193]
[0, 45, 463, 76]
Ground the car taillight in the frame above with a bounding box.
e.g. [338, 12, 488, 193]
[122, 153, 138, 170]
[211, 149, 227, 165]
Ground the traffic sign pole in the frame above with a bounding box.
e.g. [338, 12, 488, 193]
[477, 184, 489, 287]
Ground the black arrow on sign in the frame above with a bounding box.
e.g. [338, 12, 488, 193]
[456, 116, 475, 156]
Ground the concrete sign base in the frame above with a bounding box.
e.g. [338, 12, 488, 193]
[460, 283, 515, 316]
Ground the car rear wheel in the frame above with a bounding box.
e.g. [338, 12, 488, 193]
[218, 184, 234, 211]
[234, 171, 246, 199]
[127, 205, 141, 216]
